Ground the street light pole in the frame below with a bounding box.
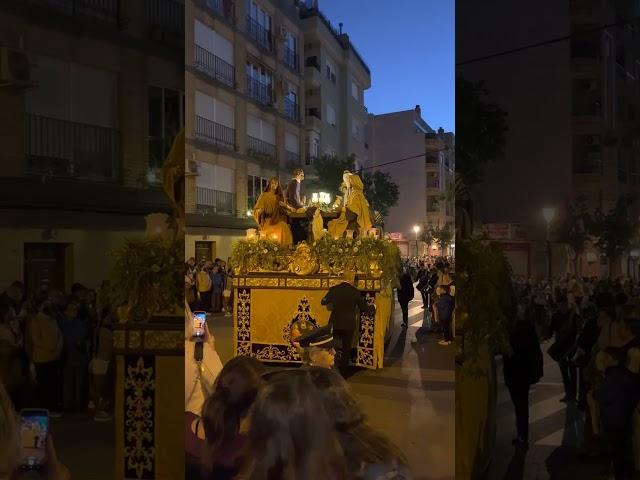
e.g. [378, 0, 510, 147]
[413, 225, 420, 257]
[542, 207, 556, 280]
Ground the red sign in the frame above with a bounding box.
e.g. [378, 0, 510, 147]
[484, 223, 527, 241]
[388, 232, 404, 241]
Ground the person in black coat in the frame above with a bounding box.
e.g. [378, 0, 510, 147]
[321, 270, 376, 371]
[503, 312, 544, 447]
[397, 271, 414, 328]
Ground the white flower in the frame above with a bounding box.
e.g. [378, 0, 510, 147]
[263, 249, 268, 254]
[354, 248, 359, 253]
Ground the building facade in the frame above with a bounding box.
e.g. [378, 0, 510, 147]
[0, 0, 184, 293]
[367, 106, 454, 256]
[299, 3, 371, 168]
[185, 0, 307, 262]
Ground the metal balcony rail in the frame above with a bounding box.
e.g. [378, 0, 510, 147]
[25, 113, 119, 181]
[245, 16, 272, 51]
[283, 97, 298, 121]
[146, 0, 185, 34]
[196, 187, 235, 215]
[286, 150, 299, 165]
[246, 75, 273, 105]
[205, 0, 234, 22]
[305, 153, 317, 165]
[24, 0, 120, 23]
[427, 179, 440, 189]
[195, 116, 236, 150]
[283, 45, 298, 70]
[247, 135, 276, 164]
[194, 45, 235, 87]
[307, 107, 321, 120]
[305, 56, 321, 71]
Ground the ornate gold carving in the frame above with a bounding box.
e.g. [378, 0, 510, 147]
[113, 330, 125, 349]
[357, 280, 366, 289]
[328, 279, 343, 287]
[286, 278, 322, 288]
[288, 242, 319, 276]
[255, 345, 289, 361]
[374, 280, 381, 290]
[232, 278, 239, 286]
[245, 278, 279, 287]
[143, 331, 183, 350]
[128, 331, 141, 349]
[237, 290, 251, 344]
[124, 357, 155, 478]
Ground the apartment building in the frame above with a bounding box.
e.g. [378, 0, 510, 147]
[0, 0, 184, 292]
[185, 0, 306, 262]
[367, 106, 454, 253]
[458, 0, 640, 278]
[299, 2, 371, 168]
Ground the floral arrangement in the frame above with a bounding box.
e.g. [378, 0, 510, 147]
[109, 237, 183, 322]
[230, 238, 291, 273]
[230, 236, 401, 287]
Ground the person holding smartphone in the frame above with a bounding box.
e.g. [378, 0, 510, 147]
[0, 382, 69, 480]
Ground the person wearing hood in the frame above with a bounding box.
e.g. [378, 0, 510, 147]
[328, 173, 372, 239]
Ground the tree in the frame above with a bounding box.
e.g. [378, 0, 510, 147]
[307, 155, 355, 196]
[588, 196, 637, 277]
[556, 197, 592, 275]
[361, 170, 400, 219]
[432, 224, 454, 254]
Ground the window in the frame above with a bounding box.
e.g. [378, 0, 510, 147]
[194, 20, 234, 65]
[195, 91, 234, 128]
[284, 82, 298, 120]
[326, 104, 336, 126]
[246, 0, 272, 50]
[248, 174, 269, 209]
[285, 132, 299, 154]
[196, 163, 235, 214]
[282, 29, 298, 70]
[427, 196, 439, 212]
[247, 114, 275, 144]
[427, 172, 439, 189]
[246, 62, 273, 104]
[325, 57, 336, 84]
[149, 86, 185, 169]
[351, 81, 359, 100]
[572, 134, 602, 174]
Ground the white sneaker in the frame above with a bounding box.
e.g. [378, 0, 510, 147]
[438, 340, 452, 346]
[94, 411, 113, 422]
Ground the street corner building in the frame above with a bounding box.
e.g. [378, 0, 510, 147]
[184, 0, 371, 263]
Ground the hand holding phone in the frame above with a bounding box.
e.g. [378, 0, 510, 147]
[192, 311, 207, 340]
[19, 409, 49, 470]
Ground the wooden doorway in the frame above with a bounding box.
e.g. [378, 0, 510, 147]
[24, 243, 71, 296]
[195, 241, 215, 264]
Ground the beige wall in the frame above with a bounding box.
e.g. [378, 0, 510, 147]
[185, 232, 246, 264]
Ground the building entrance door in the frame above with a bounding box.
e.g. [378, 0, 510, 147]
[24, 243, 71, 296]
[195, 241, 215, 264]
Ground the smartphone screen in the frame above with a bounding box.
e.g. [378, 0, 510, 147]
[193, 311, 206, 338]
[20, 409, 48, 469]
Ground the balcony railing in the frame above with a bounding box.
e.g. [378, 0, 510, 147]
[286, 150, 299, 165]
[284, 97, 298, 121]
[205, 0, 234, 23]
[246, 75, 273, 105]
[196, 187, 235, 215]
[194, 45, 235, 87]
[195, 116, 236, 150]
[146, 0, 185, 34]
[307, 108, 321, 120]
[247, 135, 276, 165]
[305, 153, 317, 165]
[283, 46, 298, 71]
[25, 114, 119, 181]
[23, 0, 120, 24]
[245, 16, 272, 51]
[305, 56, 321, 71]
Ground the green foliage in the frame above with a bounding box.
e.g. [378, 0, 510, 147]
[361, 171, 400, 219]
[456, 237, 512, 372]
[432, 224, 454, 251]
[308, 155, 355, 196]
[230, 239, 290, 273]
[109, 237, 183, 322]
[456, 75, 508, 185]
[589, 196, 637, 264]
[556, 197, 591, 257]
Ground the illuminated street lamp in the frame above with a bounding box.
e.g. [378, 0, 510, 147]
[542, 207, 556, 278]
[413, 225, 420, 256]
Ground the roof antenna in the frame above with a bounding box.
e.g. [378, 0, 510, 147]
[339, 22, 343, 34]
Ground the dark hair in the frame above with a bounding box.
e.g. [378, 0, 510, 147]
[201, 356, 265, 473]
[601, 346, 625, 366]
[614, 292, 628, 306]
[619, 304, 640, 336]
[242, 370, 347, 480]
[292, 168, 304, 177]
[267, 177, 284, 200]
[306, 367, 408, 475]
[595, 291, 615, 318]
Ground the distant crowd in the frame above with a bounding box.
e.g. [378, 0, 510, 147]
[185, 258, 232, 316]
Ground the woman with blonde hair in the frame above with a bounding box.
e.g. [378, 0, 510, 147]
[328, 173, 372, 239]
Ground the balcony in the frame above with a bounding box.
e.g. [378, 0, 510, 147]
[283, 46, 299, 71]
[286, 150, 300, 165]
[204, 0, 234, 23]
[25, 114, 119, 182]
[306, 108, 322, 132]
[247, 135, 277, 167]
[22, 0, 120, 24]
[194, 116, 236, 150]
[284, 97, 298, 122]
[193, 45, 235, 88]
[246, 75, 273, 106]
[305, 57, 322, 88]
[245, 16, 272, 52]
[146, 0, 185, 35]
[304, 154, 317, 166]
[196, 187, 235, 216]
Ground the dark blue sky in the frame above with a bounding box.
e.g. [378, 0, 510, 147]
[319, 0, 454, 132]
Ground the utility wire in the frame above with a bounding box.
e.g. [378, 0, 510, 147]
[457, 15, 639, 66]
[360, 148, 451, 171]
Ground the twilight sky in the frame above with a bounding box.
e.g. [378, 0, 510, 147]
[319, 0, 454, 132]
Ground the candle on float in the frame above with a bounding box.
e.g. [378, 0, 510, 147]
[312, 193, 319, 203]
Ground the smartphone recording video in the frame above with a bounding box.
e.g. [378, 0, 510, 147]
[20, 409, 49, 469]
[193, 311, 206, 339]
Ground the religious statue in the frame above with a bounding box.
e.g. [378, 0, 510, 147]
[253, 177, 293, 247]
[161, 129, 185, 237]
[285, 167, 316, 244]
[328, 172, 372, 239]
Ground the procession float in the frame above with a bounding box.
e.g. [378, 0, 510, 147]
[230, 171, 400, 369]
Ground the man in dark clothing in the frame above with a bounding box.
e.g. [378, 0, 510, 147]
[397, 271, 414, 328]
[415, 267, 429, 310]
[503, 313, 544, 447]
[547, 295, 578, 402]
[321, 270, 375, 371]
[436, 286, 455, 345]
[286, 168, 310, 244]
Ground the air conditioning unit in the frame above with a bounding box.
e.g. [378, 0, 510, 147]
[0, 47, 32, 87]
